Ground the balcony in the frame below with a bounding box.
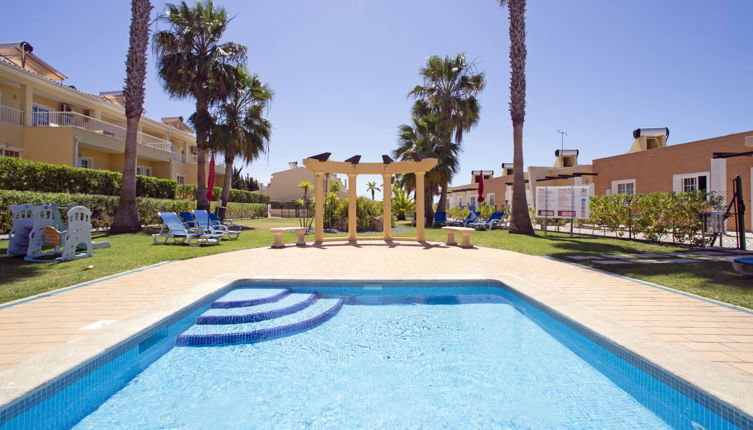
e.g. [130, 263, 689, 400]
[31, 111, 174, 153]
[0, 105, 23, 125]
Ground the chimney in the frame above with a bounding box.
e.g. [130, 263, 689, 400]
[554, 149, 579, 168]
[288, 161, 298, 169]
[629, 127, 669, 153]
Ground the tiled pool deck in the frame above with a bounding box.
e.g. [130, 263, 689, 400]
[0, 242, 751, 417]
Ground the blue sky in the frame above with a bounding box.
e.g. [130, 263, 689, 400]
[3, 0, 752, 196]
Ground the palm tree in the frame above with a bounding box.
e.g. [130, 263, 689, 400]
[391, 185, 415, 221]
[499, 0, 534, 234]
[111, 0, 153, 234]
[366, 181, 381, 201]
[392, 114, 451, 224]
[153, 1, 246, 211]
[409, 54, 485, 213]
[209, 67, 272, 220]
[298, 180, 313, 203]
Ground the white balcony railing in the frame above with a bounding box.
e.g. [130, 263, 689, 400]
[0, 105, 23, 125]
[31, 111, 174, 153]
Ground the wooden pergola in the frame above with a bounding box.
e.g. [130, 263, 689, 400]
[303, 153, 438, 244]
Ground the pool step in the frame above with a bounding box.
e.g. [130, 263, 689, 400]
[197, 293, 319, 324]
[211, 288, 292, 309]
[176, 296, 345, 346]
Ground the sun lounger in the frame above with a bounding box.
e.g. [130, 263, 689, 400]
[179, 211, 199, 229]
[194, 210, 241, 240]
[433, 211, 447, 227]
[470, 211, 505, 230]
[209, 213, 242, 237]
[448, 211, 479, 227]
[731, 257, 753, 276]
[153, 212, 222, 246]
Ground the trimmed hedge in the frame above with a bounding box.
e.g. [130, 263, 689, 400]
[176, 185, 270, 204]
[0, 190, 267, 233]
[0, 156, 176, 199]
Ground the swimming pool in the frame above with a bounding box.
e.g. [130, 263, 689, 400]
[2, 281, 750, 429]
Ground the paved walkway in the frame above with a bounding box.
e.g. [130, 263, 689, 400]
[0, 242, 752, 415]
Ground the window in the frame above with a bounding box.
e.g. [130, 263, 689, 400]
[176, 175, 185, 185]
[2, 149, 20, 158]
[673, 172, 708, 193]
[611, 179, 636, 195]
[486, 193, 495, 207]
[32, 105, 50, 126]
[617, 182, 634, 195]
[137, 166, 153, 176]
[78, 157, 93, 169]
[682, 177, 697, 192]
[181, 149, 186, 163]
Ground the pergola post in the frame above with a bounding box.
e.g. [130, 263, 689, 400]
[415, 172, 425, 242]
[315, 173, 324, 243]
[348, 174, 357, 242]
[382, 173, 392, 241]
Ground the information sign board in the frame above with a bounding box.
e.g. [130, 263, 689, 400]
[535, 184, 593, 219]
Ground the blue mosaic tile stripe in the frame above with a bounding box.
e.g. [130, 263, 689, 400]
[176, 297, 345, 346]
[197, 293, 319, 325]
[210, 288, 291, 308]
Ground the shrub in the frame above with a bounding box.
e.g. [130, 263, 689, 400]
[177, 184, 269, 203]
[331, 197, 392, 232]
[588, 191, 724, 245]
[0, 190, 267, 233]
[0, 156, 176, 199]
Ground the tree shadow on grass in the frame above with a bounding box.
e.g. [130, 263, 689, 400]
[0, 250, 46, 283]
[534, 234, 664, 255]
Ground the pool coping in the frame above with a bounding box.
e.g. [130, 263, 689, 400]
[0, 273, 752, 425]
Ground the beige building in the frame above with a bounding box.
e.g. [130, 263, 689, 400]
[266, 162, 344, 202]
[0, 41, 224, 186]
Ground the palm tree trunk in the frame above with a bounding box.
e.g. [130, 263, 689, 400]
[424, 184, 434, 225]
[437, 181, 448, 213]
[195, 94, 210, 211]
[509, 121, 533, 233]
[506, 0, 534, 235]
[111, 116, 142, 233]
[111, 0, 151, 234]
[218, 150, 234, 221]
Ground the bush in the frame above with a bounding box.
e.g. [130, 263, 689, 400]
[588, 191, 725, 245]
[0, 190, 267, 233]
[331, 197, 392, 232]
[0, 156, 176, 199]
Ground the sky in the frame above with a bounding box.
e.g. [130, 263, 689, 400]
[3, 0, 753, 196]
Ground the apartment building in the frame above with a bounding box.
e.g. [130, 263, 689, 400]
[0, 41, 224, 186]
[266, 162, 345, 202]
[447, 128, 753, 229]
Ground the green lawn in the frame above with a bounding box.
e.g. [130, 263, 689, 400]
[0, 218, 750, 310]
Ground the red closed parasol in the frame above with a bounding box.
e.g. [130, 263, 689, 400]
[206, 152, 216, 201]
[477, 172, 485, 203]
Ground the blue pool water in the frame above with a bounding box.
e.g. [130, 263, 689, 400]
[4, 282, 747, 429]
[68, 287, 684, 430]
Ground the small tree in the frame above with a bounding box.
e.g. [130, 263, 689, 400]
[297, 180, 313, 230]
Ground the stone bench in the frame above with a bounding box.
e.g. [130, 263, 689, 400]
[441, 226, 474, 248]
[270, 227, 308, 248]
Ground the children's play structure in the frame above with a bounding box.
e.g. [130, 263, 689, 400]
[6, 204, 110, 262]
